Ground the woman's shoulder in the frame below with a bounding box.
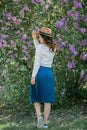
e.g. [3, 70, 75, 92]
[35, 44, 44, 54]
[36, 44, 43, 50]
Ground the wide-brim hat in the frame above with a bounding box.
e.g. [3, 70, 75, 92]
[39, 27, 52, 37]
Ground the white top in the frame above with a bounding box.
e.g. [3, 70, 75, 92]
[32, 39, 55, 77]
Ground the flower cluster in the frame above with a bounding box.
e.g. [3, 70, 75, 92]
[56, 18, 67, 29]
[73, 0, 82, 8]
[0, 0, 86, 83]
[20, 4, 29, 15]
[80, 70, 87, 81]
[31, 0, 43, 4]
[80, 39, 87, 46]
[0, 34, 9, 48]
[69, 44, 78, 56]
[81, 53, 87, 61]
[5, 13, 21, 25]
[67, 61, 75, 69]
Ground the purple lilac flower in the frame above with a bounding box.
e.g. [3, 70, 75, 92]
[11, 16, 21, 24]
[69, 44, 78, 56]
[56, 18, 67, 29]
[4, 12, 12, 19]
[80, 70, 85, 78]
[31, 0, 37, 4]
[74, 11, 80, 20]
[23, 56, 28, 61]
[10, 40, 16, 47]
[2, 40, 7, 48]
[63, 27, 68, 31]
[22, 34, 28, 40]
[0, 38, 2, 42]
[73, 22, 78, 29]
[84, 15, 87, 22]
[5, 34, 9, 38]
[80, 39, 87, 46]
[81, 53, 87, 61]
[84, 75, 87, 80]
[15, 30, 20, 34]
[61, 18, 67, 25]
[0, 42, 2, 47]
[8, 51, 16, 59]
[3, 43, 7, 48]
[10, 54, 16, 59]
[80, 28, 86, 33]
[24, 4, 29, 11]
[37, 0, 43, 3]
[0, 20, 3, 23]
[57, 37, 62, 42]
[22, 45, 28, 52]
[61, 0, 64, 2]
[11, 16, 16, 21]
[6, 22, 12, 26]
[56, 21, 64, 28]
[45, 4, 49, 10]
[35, 26, 40, 32]
[27, 41, 32, 45]
[31, 0, 43, 4]
[41, 10, 46, 14]
[20, 9, 24, 15]
[1, 34, 9, 39]
[1, 27, 5, 31]
[58, 44, 63, 49]
[73, 0, 82, 8]
[14, 19, 21, 24]
[73, 51, 78, 56]
[61, 41, 67, 46]
[53, 39, 57, 43]
[66, 10, 73, 16]
[67, 61, 75, 69]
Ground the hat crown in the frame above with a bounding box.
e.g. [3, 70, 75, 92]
[40, 27, 52, 35]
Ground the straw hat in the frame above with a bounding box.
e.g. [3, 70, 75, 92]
[39, 27, 52, 37]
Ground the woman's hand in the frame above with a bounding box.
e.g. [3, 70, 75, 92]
[32, 31, 39, 39]
[31, 77, 36, 85]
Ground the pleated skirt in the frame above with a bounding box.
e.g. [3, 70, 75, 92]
[29, 66, 55, 103]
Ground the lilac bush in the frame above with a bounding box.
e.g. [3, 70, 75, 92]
[0, 0, 87, 108]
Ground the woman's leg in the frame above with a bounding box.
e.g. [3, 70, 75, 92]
[34, 102, 42, 118]
[34, 102, 43, 128]
[44, 103, 51, 124]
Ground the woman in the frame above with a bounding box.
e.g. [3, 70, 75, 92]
[30, 27, 57, 128]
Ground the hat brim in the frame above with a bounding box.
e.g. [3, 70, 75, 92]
[39, 31, 52, 37]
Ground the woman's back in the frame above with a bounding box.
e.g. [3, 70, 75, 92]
[36, 44, 55, 67]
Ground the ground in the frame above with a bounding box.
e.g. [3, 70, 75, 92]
[0, 104, 87, 130]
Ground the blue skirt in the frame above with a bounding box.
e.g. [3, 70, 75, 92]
[30, 66, 55, 103]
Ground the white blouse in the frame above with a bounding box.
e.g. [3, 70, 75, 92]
[32, 39, 55, 77]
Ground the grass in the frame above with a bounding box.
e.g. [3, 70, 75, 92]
[0, 104, 87, 130]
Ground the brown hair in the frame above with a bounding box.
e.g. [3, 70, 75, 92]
[39, 33, 57, 52]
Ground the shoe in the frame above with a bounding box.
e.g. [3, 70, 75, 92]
[37, 115, 43, 128]
[43, 124, 48, 128]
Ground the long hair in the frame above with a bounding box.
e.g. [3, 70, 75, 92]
[39, 33, 57, 52]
